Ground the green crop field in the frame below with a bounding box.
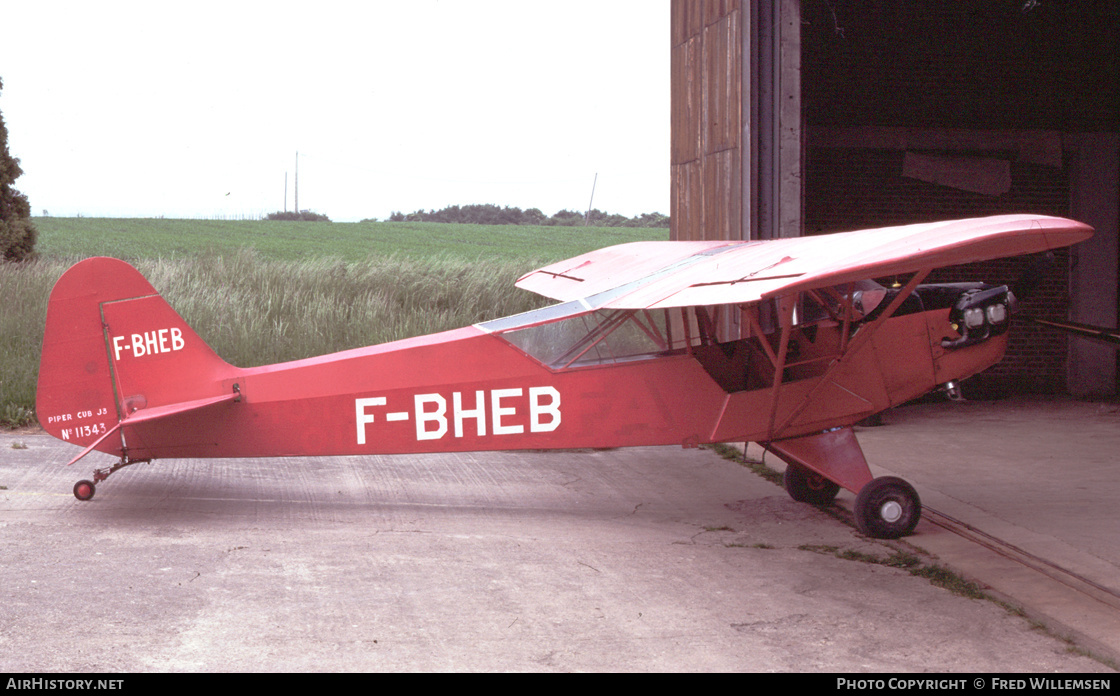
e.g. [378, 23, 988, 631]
[1, 217, 667, 428]
[31, 217, 665, 263]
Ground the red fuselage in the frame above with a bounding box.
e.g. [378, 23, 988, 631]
[105, 305, 1006, 462]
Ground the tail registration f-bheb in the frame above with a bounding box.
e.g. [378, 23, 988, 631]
[36, 214, 1093, 538]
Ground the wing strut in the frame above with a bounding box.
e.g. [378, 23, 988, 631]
[768, 269, 931, 440]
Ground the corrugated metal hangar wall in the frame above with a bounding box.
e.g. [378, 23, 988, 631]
[669, 0, 1119, 397]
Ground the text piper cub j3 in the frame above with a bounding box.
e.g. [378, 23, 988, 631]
[36, 214, 1092, 538]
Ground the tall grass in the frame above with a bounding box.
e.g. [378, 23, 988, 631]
[146, 249, 550, 366]
[1, 251, 550, 427]
[0, 258, 71, 426]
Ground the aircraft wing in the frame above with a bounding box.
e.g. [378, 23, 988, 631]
[516, 215, 1093, 310]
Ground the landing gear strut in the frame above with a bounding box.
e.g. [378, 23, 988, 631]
[71, 456, 150, 501]
[766, 428, 923, 539]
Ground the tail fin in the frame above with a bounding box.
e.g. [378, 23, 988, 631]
[36, 257, 238, 453]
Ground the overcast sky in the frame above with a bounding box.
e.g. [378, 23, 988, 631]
[0, 0, 669, 222]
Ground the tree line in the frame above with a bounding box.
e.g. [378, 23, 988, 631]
[381, 204, 670, 228]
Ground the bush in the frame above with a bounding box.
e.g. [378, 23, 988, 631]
[0, 218, 37, 261]
[266, 210, 331, 222]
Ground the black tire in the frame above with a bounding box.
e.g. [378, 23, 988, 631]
[73, 480, 96, 501]
[854, 476, 921, 539]
[783, 463, 841, 505]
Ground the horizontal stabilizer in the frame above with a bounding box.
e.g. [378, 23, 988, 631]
[120, 389, 241, 426]
[65, 389, 241, 467]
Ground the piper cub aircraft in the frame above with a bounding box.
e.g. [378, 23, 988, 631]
[36, 214, 1092, 538]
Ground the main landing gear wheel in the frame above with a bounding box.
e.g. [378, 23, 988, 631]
[854, 476, 921, 539]
[73, 480, 96, 501]
[783, 463, 841, 505]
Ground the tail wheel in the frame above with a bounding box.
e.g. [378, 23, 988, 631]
[783, 463, 841, 505]
[73, 480, 96, 501]
[854, 476, 921, 539]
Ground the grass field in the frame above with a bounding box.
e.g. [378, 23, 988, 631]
[1, 217, 668, 427]
[31, 217, 665, 263]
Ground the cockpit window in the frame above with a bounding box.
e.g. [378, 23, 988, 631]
[480, 278, 891, 371]
[485, 307, 685, 369]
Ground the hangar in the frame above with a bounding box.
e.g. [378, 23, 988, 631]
[669, 0, 1118, 397]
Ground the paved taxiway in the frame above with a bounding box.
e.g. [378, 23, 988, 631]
[0, 397, 1115, 672]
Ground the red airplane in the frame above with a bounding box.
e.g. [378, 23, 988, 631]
[36, 214, 1092, 538]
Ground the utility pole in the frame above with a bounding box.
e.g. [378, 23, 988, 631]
[584, 172, 598, 226]
[294, 151, 299, 214]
